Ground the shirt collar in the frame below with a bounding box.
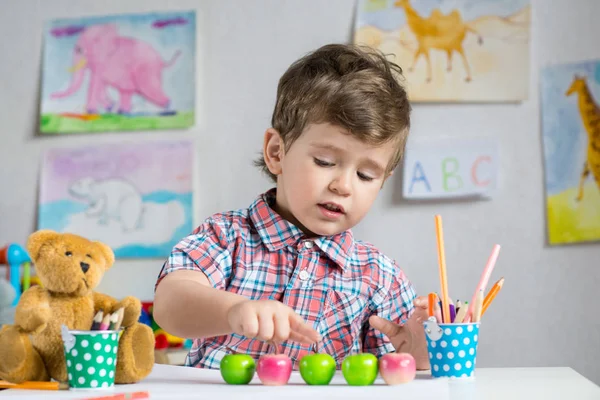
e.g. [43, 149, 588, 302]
[249, 188, 354, 270]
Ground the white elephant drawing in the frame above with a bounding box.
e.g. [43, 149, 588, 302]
[68, 177, 144, 232]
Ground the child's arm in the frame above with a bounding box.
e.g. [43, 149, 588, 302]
[154, 269, 319, 343]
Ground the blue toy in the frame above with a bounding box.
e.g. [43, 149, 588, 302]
[0, 243, 32, 306]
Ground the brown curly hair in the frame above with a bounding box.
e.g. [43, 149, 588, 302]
[255, 43, 411, 182]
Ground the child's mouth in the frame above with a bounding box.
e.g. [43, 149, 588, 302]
[318, 203, 345, 218]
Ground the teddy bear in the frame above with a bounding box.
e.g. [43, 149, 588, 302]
[0, 230, 155, 384]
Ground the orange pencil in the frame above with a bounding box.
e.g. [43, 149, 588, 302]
[428, 293, 437, 318]
[434, 215, 451, 323]
[0, 380, 68, 390]
[482, 277, 504, 316]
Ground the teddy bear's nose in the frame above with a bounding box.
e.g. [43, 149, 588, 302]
[80, 262, 90, 274]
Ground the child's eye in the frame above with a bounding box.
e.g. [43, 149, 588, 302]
[314, 158, 334, 167]
[357, 172, 374, 182]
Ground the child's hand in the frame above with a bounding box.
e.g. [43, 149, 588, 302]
[369, 296, 430, 369]
[227, 300, 321, 345]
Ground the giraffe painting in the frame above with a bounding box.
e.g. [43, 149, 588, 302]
[393, 0, 483, 82]
[566, 75, 600, 201]
[540, 60, 600, 245]
[353, 0, 531, 102]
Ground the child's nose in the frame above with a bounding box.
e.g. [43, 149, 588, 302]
[329, 173, 352, 195]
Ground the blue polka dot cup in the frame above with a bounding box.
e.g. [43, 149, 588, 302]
[61, 326, 121, 390]
[423, 318, 480, 379]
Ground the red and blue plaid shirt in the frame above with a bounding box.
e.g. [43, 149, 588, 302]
[156, 189, 416, 369]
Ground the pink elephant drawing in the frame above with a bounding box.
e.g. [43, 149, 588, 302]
[50, 24, 180, 114]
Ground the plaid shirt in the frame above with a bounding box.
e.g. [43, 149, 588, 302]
[156, 189, 416, 369]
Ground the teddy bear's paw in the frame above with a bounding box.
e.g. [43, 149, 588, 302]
[115, 323, 155, 384]
[0, 326, 27, 376]
[0, 325, 49, 383]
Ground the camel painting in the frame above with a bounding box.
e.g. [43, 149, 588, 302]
[540, 59, 600, 245]
[353, 0, 531, 102]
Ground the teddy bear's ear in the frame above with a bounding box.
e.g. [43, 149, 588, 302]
[26, 229, 59, 261]
[95, 241, 115, 269]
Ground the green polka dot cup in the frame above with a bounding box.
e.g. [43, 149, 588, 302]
[61, 325, 121, 390]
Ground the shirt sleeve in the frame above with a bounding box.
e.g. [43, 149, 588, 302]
[155, 217, 234, 291]
[362, 263, 416, 357]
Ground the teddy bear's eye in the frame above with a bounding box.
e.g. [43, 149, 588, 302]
[65, 251, 72, 257]
[86, 254, 92, 258]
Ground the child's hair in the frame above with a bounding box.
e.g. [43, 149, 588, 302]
[255, 43, 411, 183]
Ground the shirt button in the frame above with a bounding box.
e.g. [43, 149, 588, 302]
[299, 270, 310, 281]
[304, 241, 314, 249]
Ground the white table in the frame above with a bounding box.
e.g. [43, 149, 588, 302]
[2, 364, 599, 399]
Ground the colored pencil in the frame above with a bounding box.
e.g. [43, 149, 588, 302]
[463, 244, 501, 322]
[91, 310, 103, 330]
[79, 391, 149, 400]
[114, 307, 125, 330]
[108, 312, 120, 330]
[434, 215, 451, 323]
[433, 301, 442, 323]
[98, 313, 111, 331]
[482, 277, 505, 316]
[472, 290, 484, 323]
[428, 293, 436, 318]
[0, 380, 68, 390]
[454, 301, 468, 323]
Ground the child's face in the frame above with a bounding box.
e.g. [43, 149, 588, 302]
[266, 123, 397, 237]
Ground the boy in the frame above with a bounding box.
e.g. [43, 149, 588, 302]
[153, 43, 430, 370]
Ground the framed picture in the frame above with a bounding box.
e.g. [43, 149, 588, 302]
[541, 60, 600, 245]
[38, 140, 194, 258]
[354, 0, 531, 102]
[40, 10, 196, 133]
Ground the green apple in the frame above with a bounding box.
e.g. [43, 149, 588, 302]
[341, 353, 378, 386]
[299, 353, 336, 385]
[220, 354, 256, 385]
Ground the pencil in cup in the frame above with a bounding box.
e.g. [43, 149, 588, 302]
[434, 215, 451, 324]
[463, 244, 500, 322]
[90, 308, 124, 331]
[482, 277, 504, 316]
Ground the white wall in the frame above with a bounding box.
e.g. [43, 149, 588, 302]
[1, 0, 599, 385]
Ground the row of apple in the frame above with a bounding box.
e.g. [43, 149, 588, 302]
[220, 350, 417, 386]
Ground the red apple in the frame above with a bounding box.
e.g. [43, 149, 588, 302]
[256, 354, 292, 386]
[379, 352, 416, 385]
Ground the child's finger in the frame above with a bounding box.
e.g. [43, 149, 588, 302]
[288, 331, 317, 345]
[289, 313, 320, 342]
[272, 313, 291, 342]
[414, 296, 429, 309]
[256, 312, 275, 341]
[369, 315, 401, 339]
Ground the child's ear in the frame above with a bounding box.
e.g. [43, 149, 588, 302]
[263, 128, 284, 176]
